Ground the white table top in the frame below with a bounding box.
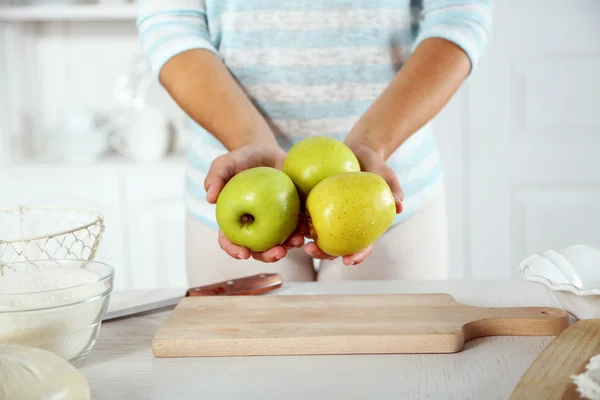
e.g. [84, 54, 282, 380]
[80, 280, 562, 400]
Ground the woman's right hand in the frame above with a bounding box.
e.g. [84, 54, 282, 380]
[203, 141, 306, 262]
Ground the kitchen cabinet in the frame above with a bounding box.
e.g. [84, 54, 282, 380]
[0, 3, 190, 291]
[0, 159, 186, 291]
[124, 165, 187, 290]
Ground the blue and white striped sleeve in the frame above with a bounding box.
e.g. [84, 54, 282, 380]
[136, 0, 220, 79]
[413, 0, 493, 74]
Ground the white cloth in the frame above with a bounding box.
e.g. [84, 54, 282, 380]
[573, 354, 600, 400]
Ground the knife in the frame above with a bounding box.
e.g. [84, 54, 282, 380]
[103, 273, 283, 321]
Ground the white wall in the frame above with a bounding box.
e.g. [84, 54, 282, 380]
[1, 1, 599, 287]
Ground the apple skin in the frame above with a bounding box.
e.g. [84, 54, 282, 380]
[306, 171, 396, 256]
[283, 136, 360, 200]
[215, 167, 300, 252]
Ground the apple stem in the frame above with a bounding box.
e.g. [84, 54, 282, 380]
[240, 214, 254, 225]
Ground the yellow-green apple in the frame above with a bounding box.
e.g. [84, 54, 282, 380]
[305, 171, 396, 256]
[216, 167, 300, 252]
[283, 136, 360, 200]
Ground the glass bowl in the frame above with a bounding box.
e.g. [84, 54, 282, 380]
[0, 259, 114, 365]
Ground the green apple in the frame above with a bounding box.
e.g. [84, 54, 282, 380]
[306, 171, 396, 256]
[283, 136, 360, 200]
[216, 167, 300, 252]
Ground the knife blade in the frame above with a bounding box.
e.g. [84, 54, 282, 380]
[103, 273, 283, 321]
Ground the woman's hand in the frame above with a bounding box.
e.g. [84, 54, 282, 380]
[346, 141, 404, 214]
[303, 138, 404, 266]
[204, 140, 306, 262]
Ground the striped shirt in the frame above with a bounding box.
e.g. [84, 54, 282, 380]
[136, 0, 492, 230]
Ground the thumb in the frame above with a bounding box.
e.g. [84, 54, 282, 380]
[204, 154, 238, 204]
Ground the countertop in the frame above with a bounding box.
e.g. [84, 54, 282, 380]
[80, 280, 563, 400]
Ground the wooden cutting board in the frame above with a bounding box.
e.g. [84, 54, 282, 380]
[510, 319, 600, 400]
[151, 293, 570, 357]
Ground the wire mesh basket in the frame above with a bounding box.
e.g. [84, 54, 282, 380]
[0, 206, 105, 266]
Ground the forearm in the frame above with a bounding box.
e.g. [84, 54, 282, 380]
[345, 37, 471, 159]
[159, 49, 277, 151]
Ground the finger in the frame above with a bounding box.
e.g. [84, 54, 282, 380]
[281, 215, 306, 248]
[296, 214, 313, 239]
[204, 155, 238, 204]
[342, 244, 374, 266]
[218, 231, 251, 260]
[251, 246, 287, 263]
[304, 241, 336, 260]
[283, 231, 305, 248]
[296, 214, 309, 237]
[379, 166, 404, 214]
[303, 226, 313, 240]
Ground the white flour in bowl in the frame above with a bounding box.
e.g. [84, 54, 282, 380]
[0, 266, 109, 362]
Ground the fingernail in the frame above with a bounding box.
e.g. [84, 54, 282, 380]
[292, 237, 302, 246]
[237, 254, 244, 259]
[207, 185, 215, 196]
[275, 254, 282, 260]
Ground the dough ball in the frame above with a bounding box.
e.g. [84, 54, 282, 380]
[0, 344, 90, 400]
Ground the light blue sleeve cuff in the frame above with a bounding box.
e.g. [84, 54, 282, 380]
[412, 24, 485, 74]
[148, 41, 221, 82]
[136, 0, 221, 82]
[412, 2, 493, 75]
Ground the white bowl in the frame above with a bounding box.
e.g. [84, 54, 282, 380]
[519, 245, 600, 320]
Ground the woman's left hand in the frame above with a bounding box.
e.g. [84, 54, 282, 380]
[303, 139, 404, 265]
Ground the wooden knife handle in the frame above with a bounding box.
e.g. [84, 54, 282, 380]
[185, 273, 283, 297]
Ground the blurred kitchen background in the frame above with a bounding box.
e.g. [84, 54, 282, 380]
[0, 1, 598, 291]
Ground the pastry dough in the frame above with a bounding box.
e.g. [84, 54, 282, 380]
[0, 344, 90, 400]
